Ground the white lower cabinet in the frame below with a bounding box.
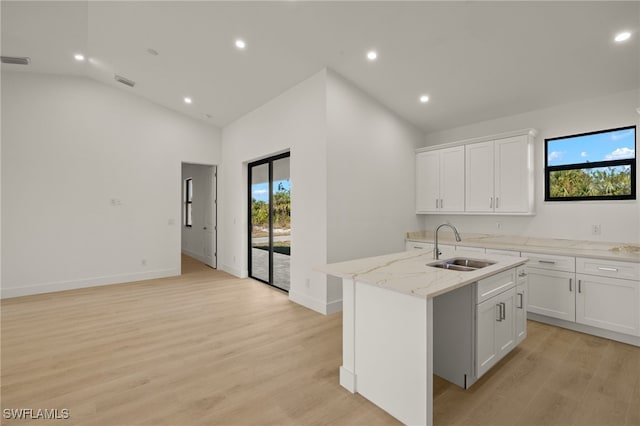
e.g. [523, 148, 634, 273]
[515, 267, 527, 344]
[525, 267, 575, 321]
[476, 287, 516, 378]
[576, 273, 640, 336]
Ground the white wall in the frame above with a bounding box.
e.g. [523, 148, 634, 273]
[181, 163, 215, 264]
[1, 72, 221, 297]
[421, 89, 640, 244]
[220, 70, 329, 312]
[326, 70, 423, 303]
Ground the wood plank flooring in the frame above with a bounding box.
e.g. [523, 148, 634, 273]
[2, 255, 639, 425]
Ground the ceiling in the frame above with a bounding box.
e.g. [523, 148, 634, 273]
[2, 1, 639, 133]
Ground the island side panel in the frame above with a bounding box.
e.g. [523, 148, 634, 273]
[340, 278, 356, 392]
[354, 282, 432, 426]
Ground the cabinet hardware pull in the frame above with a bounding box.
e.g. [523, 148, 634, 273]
[517, 293, 523, 309]
[597, 267, 618, 272]
[435, 198, 438, 209]
[518, 271, 527, 277]
[496, 304, 502, 322]
[569, 278, 572, 292]
[578, 279, 582, 293]
[413, 246, 423, 249]
[496, 197, 499, 209]
[501, 302, 506, 320]
[490, 197, 493, 209]
[440, 199, 443, 209]
[538, 260, 556, 264]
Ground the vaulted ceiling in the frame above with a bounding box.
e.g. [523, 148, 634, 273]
[2, 1, 639, 132]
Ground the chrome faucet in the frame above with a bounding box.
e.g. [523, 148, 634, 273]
[434, 223, 462, 260]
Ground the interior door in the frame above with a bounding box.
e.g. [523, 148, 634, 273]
[203, 166, 217, 268]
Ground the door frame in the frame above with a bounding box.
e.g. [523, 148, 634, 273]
[180, 162, 217, 271]
[247, 151, 290, 290]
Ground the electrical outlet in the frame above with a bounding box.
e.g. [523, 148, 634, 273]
[591, 224, 601, 235]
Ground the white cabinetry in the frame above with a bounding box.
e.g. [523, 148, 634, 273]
[465, 135, 533, 214]
[415, 147, 464, 213]
[475, 269, 518, 378]
[515, 266, 527, 344]
[575, 258, 640, 336]
[523, 252, 575, 322]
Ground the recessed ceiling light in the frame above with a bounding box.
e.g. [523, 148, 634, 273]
[420, 95, 430, 103]
[614, 31, 631, 42]
[235, 39, 246, 50]
[184, 97, 192, 104]
[74, 54, 85, 62]
[367, 50, 378, 61]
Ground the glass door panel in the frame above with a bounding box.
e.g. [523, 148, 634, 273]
[248, 153, 291, 291]
[250, 163, 270, 283]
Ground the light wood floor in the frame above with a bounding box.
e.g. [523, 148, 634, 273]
[1, 255, 639, 426]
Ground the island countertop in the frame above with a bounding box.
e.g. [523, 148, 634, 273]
[317, 248, 527, 299]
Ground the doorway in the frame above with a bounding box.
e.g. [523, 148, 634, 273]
[248, 152, 291, 291]
[181, 163, 217, 270]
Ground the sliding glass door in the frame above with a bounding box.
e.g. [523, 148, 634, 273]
[248, 153, 291, 291]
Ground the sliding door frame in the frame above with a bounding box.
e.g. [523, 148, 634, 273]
[247, 151, 290, 290]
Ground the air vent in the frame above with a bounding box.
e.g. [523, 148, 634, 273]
[1, 56, 31, 65]
[114, 74, 135, 88]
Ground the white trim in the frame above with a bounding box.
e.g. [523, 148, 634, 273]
[1, 268, 179, 299]
[219, 263, 243, 278]
[289, 290, 337, 315]
[340, 366, 357, 393]
[181, 249, 214, 268]
[528, 312, 640, 347]
[417, 128, 537, 153]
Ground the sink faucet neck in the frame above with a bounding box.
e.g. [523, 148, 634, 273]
[434, 223, 462, 260]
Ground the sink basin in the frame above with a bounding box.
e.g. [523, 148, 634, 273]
[428, 257, 496, 272]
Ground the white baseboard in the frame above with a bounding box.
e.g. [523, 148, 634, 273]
[181, 249, 215, 268]
[1, 268, 179, 299]
[340, 366, 356, 393]
[220, 263, 243, 278]
[528, 312, 640, 347]
[289, 290, 342, 315]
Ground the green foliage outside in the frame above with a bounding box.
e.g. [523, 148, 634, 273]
[550, 166, 631, 198]
[251, 181, 291, 229]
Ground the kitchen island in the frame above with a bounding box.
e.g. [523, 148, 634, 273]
[318, 248, 527, 426]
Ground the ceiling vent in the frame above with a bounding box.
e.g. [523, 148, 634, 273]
[1, 56, 31, 65]
[114, 74, 135, 88]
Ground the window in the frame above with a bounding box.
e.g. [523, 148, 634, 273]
[545, 126, 636, 201]
[185, 178, 193, 227]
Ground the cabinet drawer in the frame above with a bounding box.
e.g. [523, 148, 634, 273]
[405, 241, 433, 251]
[477, 269, 516, 304]
[521, 252, 575, 272]
[576, 257, 640, 281]
[456, 245, 486, 254]
[486, 248, 521, 257]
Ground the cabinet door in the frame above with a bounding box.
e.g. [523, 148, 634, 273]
[515, 276, 527, 344]
[494, 135, 530, 213]
[495, 288, 516, 360]
[465, 141, 494, 212]
[476, 297, 500, 378]
[416, 151, 439, 213]
[576, 274, 640, 336]
[526, 267, 575, 321]
[439, 146, 465, 212]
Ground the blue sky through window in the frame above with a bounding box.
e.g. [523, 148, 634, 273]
[252, 179, 290, 202]
[547, 127, 635, 166]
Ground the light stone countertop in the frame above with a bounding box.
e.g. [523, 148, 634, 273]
[317, 248, 527, 299]
[406, 231, 640, 263]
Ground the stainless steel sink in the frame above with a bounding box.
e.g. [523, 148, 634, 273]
[428, 257, 496, 272]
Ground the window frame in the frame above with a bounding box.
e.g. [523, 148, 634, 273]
[185, 177, 193, 227]
[544, 125, 636, 202]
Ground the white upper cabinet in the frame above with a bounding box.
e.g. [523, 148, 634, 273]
[417, 129, 535, 215]
[466, 135, 533, 214]
[415, 146, 464, 213]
